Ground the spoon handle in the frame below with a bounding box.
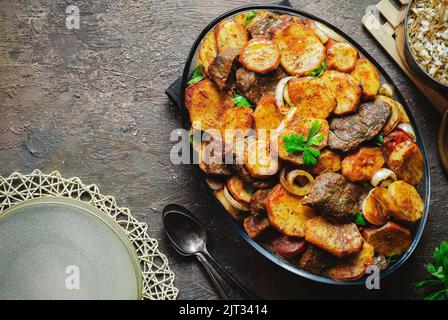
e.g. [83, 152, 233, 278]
[196, 250, 259, 300]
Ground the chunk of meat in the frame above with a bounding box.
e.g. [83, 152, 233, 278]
[341, 147, 385, 182]
[199, 140, 232, 178]
[305, 216, 364, 257]
[329, 241, 374, 281]
[351, 58, 380, 100]
[311, 149, 342, 175]
[299, 244, 336, 275]
[243, 215, 272, 239]
[328, 100, 391, 152]
[253, 95, 284, 131]
[236, 67, 286, 104]
[362, 221, 412, 257]
[208, 47, 240, 90]
[249, 189, 271, 216]
[233, 164, 276, 189]
[286, 77, 336, 119]
[266, 184, 318, 237]
[303, 173, 368, 223]
[272, 20, 326, 76]
[272, 236, 307, 259]
[247, 11, 280, 38]
[321, 70, 361, 115]
[325, 39, 358, 73]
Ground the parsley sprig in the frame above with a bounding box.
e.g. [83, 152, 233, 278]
[188, 65, 205, 85]
[353, 211, 367, 226]
[414, 241, 448, 300]
[375, 134, 384, 147]
[244, 11, 257, 25]
[283, 120, 325, 166]
[308, 62, 326, 77]
[232, 94, 252, 107]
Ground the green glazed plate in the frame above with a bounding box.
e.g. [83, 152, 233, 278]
[0, 197, 142, 300]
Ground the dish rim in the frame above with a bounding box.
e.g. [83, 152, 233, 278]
[179, 4, 431, 285]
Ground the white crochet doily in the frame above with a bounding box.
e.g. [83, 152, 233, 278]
[0, 170, 178, 300]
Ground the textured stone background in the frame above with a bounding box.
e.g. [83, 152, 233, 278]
[0, 0, 446, 299]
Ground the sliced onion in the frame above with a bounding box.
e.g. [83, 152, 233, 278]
[310, 21, 329, 43]
[275, 107, 297, 134]
[223, 185, 249, 211]
[379, 83, 394, 97]
[206, 178, 224, 190]
[280, 168, 315, 196]
[283, 82, 293, 109]
[397, 123, 416, 141]
[371, 168, 397, 187]
[275, 76, 295, 113]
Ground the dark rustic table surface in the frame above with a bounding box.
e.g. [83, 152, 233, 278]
[0, 0, 446, 300]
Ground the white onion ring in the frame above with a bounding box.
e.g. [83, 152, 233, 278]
[223, 186, 249, 211]
[371, 168, 397, 187]
[280, 168, 315, 196]
[275, 107, 297, 134]
[275, 76, 295, 113]
[206, 178, 224, 191]
[397, 123, 416, 141]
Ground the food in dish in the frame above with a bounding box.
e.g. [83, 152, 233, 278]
[185, 9, 425, 281]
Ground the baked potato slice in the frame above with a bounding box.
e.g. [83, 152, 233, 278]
[382, 129, 414, 159]
[286, 77, 336, 119]
[386, 141, 424, 186]
[329, 241, 374, 281]
[278, 116, 329, 165]
[240, 38, 281, 74]
[351, 58, 380, 101]
[362, 187, 392, 226]
[312, 149, 342, 175]
[305, 216, 364, 257]
[244, 137, 279, 179]
[198, 31, 218, 76]
[226, 175, 253, 206]
[185, 79, 232, 131]
[326, 39, 358, 73]
[321, 70, 361, 115]
[215, 18, 249, 53]
[266, 184, 318, 237]
[388, 181, 424, 223]
[272, 20, 326, 76]
[221, 107, 254, 142]
[341, 147, 385, 182]
[253, 95, 284, 131]
[362, 221, 412, 257]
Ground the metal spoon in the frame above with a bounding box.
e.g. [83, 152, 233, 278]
[162, 203, 257, 300]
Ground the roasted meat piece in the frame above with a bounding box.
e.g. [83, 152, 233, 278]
[303, 172, 368, 223]
[236, 67, 285, 104]
[233, 164, 276, 189]
[328, 100, 391, 152]
[272, 236, 307, 259]
[247, 11, 280, 38]
[243, 215, 272, 239]
[208, 47, 240, 90]
[249, 189, 271, 216]
[199, 140, 232, 177]
[299, 244, 336, 275]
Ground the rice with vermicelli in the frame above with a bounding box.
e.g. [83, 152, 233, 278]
[407, 0, 448, 85]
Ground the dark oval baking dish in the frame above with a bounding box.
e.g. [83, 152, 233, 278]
[404, 0, 448, 92]
[179, 4, 431, 285]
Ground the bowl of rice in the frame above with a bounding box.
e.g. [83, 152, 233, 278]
[405, 0, 448, 91]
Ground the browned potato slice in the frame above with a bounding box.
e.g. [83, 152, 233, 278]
[321, 70, 361, 115]
[198, 31, 218, 76]
[382, 129, 414, 159]
[185, 79, 233, 130]
[286, 77, 336, 119]
[214, 18, 249, 53]
[240, 38, 281, 74]
[272, 20, 326, 76]
[325, 39, 358, 73]
[226, 175, 253, 206]
[245, 137, 279, 179]
[253, 95, 284, 131]
[221, 107, 254, 142]
[305, 216, 364, 257]
[215, 189, 245, 220]
[362, 187, 392, 226]
[351, 58, 380, 101]
[278, 116, 329, 165]
[329, 241, 374, 281]
[341, 147, 385, 182]
[386, 141, 424, 186]
[312, 149, 342, 175]
[388, 181, 424, 223]
[362, 221, 412, 257]
[266, 184, 318, 237]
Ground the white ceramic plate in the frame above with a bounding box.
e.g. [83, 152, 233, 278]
[0, 197, 142, 300]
